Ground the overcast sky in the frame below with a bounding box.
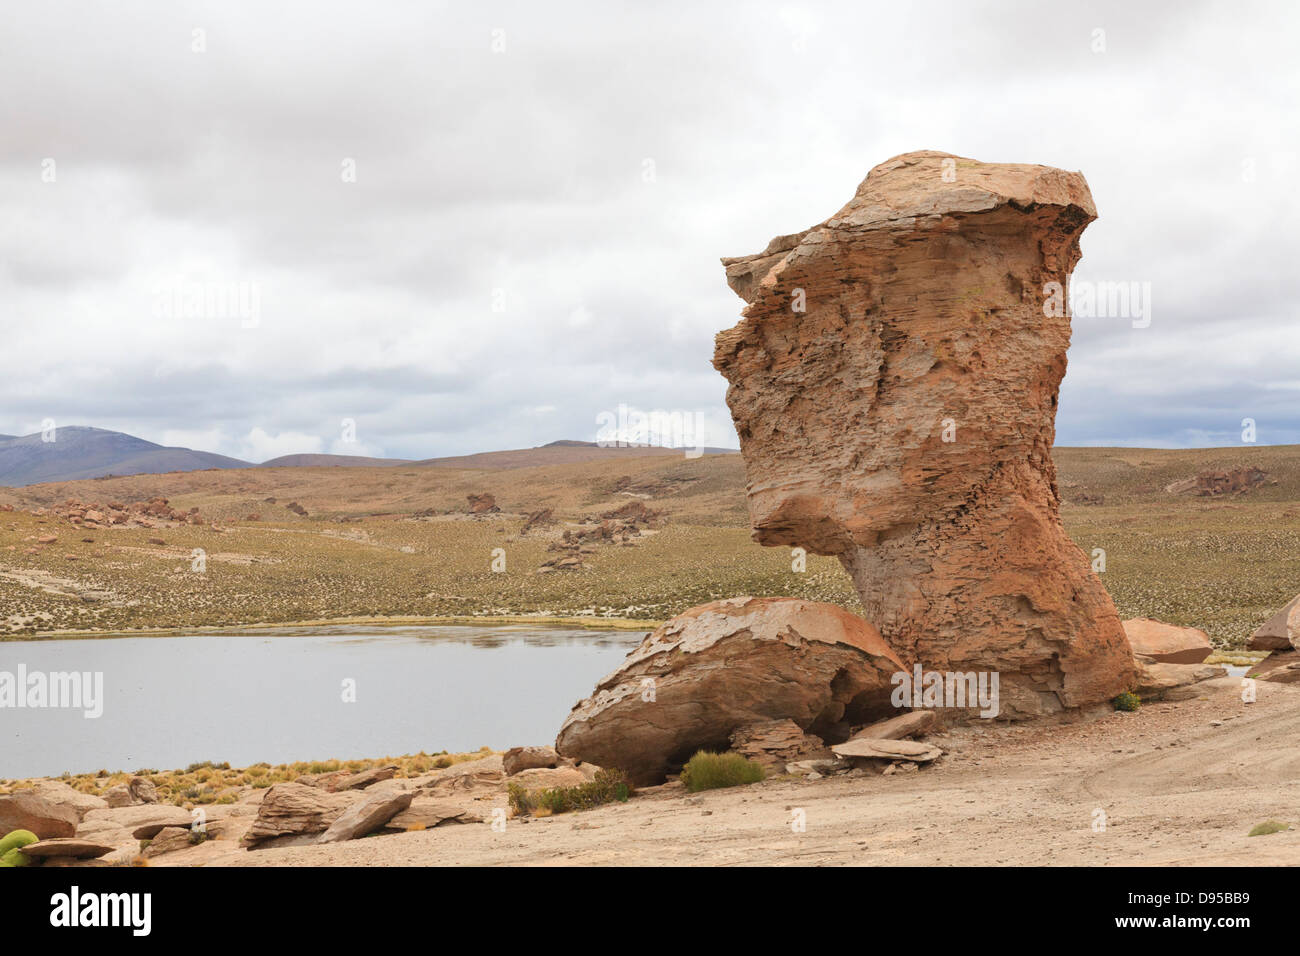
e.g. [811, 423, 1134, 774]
[1, 1, 1296, 461]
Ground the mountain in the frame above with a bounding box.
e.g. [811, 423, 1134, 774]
[0, 429, 740, 487]
[0, 427, 252, 487]
[414, 440, 740, 470]
[259, 454, 414, 468]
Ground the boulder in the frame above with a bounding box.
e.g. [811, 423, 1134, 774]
[25, 781, 108, 819]
[385, 797, 479, 831]
[316, 791, 413, 844]
[507, 766, 587, 790]
[503, 746, 560, 775]
[241, 783, 353, 848]
[555, 597, 904, 784]
[466, 493, 498, 515]
[1248, 594, 1300, 651]
[713, 151, 1137, 717]
[141, 826, 197, 858]
[1122, 618, 1213, 665]
[1135, 660, 1227, 700]
[17, 837, 115, 860]
[420, 755, 505, 793]
[1250, 649, 1300, 684]
[0, 790, 80, 839]
[852, 710, 938, 741]
[832, 737, 943, 763]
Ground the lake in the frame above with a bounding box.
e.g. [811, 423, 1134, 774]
[0, 624, 645, 779]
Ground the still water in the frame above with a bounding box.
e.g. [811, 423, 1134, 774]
[0, 625, 643, 779]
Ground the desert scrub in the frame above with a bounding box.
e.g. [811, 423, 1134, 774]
[1248, 820, 1290, 836]
[680, 751, 765, 792]
[1113, 691, 1141, 712]
[507, 769, 633, 816]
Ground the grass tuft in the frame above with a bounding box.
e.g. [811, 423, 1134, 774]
[680, 751, 765, 792]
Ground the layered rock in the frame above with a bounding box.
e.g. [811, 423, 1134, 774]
[713, 151, 1136, 716]
[1122, 618, 1212, 665]
[555, 597, 904, 783]
[1248, 593, 1300, 651]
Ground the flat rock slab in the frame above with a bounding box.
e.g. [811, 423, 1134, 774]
[832, 738, 943, 763]
[316, 791, 414, 843]
[1123, 618, 1212, 665]
[853, 710, 937, 740]
[18, 838, 115, 860]
[1136, 661, 1227, 699]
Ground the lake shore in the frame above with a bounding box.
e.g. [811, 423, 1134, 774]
[2, 613, 662, 643]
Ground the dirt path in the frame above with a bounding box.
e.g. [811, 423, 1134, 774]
[212, 679, 1300, 867]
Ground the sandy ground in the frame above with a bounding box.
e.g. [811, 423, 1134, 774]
[184, 677, 1300, 867]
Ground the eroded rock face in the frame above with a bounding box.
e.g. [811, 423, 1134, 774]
[713, 151, 1136, 717]
[555, 597, 904, 784]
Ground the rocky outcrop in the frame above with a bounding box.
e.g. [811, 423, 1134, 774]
[713, 151, 1136, 717]
[0, 790, 80, 839]
[241, 782, 352, 849]
[1248, 593, 1300, 651]
[555, 597, 904, 784]
[1165, 467, 1271, 497]
[466, 493, 499, 515]
[1122, 618, 1212, 665]
[503, 745, 560, 775]
[316, 790, 413, 844]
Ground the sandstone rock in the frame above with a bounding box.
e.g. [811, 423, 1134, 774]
[101, 785, 134, 808]
[503, 745, 560, 775]
[1135, 660, 1227, 700]
[82, 803, 192, 837]
[1250, 649, 1300, 684]
[832, 737, 943, 763]
[852, 710, 938, 741]
[17, 837, 115, 860]
[1248, 594, 1300, 651]
[1122, 618, 1213, 665]
[466, 493, 499, 514]
[0, 790, 80, 839]
[241, 783, 352, 848]
[728, 719, 833, 771]
[141, 826, 197, 858]
[330, 765, 398, 792]
[128, 776, 159, 804]
[316, 790, 413, 843]
[1166, 467, 1271, 497]
[385, 797, 478, 831]
[555, 596, 904, 784]
[26, 781, 108, 818]
[508, 766, 587, 790]
[713, 151, 1136, 717]
[421, 755, 505, 793]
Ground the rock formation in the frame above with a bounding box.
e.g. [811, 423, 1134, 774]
[1122, 618, 1212, 665]
[713, 151, 1136, 717]
[555, 597, 904, 783]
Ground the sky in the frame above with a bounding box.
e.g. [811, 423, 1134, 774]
[1, 1, 1296, 461]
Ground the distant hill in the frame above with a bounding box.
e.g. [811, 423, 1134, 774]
[415, 440, 740, 470]
[0, 427, 252, 487]
[259, 454, 414, 468]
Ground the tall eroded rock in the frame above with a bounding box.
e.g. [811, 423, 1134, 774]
[713, 151, 1136, 717]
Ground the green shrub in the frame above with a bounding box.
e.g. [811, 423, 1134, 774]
[0, 829, 38, 867]
[680, 751, 766, 792]
[1113, 691, 1141, 712]
[1248, 820, 1290, 837]
[508, 769, 633, 816]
